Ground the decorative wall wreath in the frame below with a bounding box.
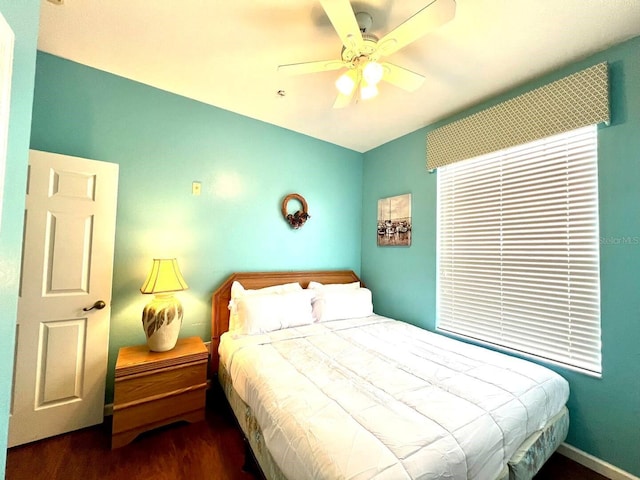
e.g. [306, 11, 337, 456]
[282, 193, 310, 229]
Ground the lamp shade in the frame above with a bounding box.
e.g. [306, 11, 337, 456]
[140, 258, 188, 294]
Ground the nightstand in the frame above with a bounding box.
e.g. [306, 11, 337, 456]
[111, 336, 208, 449]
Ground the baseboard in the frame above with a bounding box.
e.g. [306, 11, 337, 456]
[558, 443, 640, 480]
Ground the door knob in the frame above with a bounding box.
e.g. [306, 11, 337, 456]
[83, 300, 106, 311]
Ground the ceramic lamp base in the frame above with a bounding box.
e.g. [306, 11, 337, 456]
[141, 294, 183, 352]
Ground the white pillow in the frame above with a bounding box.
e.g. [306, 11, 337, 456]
[307, 281, 360, 290]
[229, 281, 302, 332]
[231, 280, 302, 299]
[234, 290, 314, 335]
[312, 287, 373, 322]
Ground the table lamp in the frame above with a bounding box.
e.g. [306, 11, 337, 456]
[140, 258, 188, 352]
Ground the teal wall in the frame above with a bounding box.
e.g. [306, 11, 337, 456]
[30, 53, 363, 402]
[0, 2, 40, 475]
[362, 36, 640, 476]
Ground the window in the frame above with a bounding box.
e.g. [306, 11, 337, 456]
[437, 125, 601, 375]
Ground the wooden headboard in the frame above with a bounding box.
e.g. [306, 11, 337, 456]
[210, 270, 362, 375]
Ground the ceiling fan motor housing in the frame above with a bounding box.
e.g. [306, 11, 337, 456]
[355, 11, 373, 32]
[341, 32, 379, 64]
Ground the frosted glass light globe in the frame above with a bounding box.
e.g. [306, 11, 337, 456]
[363, 61, 384, 85]
[360, 82, 379, 100]
[335, 71, 356, 95]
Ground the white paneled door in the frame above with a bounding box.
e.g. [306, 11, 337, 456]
[0, 12, 14, 227]
[9, 150, 119, 447]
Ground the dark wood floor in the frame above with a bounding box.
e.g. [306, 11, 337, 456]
[6, 385, 608, 480]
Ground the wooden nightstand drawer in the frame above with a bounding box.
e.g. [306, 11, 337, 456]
[112, 386, 206, 435]
[114, 361, 207, 405]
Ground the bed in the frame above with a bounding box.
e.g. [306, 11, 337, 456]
[211, 270, 569, 480]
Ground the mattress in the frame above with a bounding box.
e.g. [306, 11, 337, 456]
[220, 315, 569, 480]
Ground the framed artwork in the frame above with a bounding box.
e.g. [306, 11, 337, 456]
[377, 193, 412, 247]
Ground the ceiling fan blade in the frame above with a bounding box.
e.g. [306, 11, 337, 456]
[382, 63, 425, 92]
[278, 60, 345, 75]
[376, 0, 455, 57]
[319, 0, 364, 50]
[333, 90, 355, 109]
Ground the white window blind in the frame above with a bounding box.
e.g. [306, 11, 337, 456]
[437, 125, 602, 375]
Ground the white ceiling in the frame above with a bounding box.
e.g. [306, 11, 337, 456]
[37, 0, 640, 153]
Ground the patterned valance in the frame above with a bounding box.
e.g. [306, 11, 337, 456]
[426, 62, 609, 171]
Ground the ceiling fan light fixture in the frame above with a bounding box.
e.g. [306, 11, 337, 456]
[280, 0, 456, 108]
[360, 81, 378, 100]
[363, 61, 384, 85]
[336, 70, 357, 95]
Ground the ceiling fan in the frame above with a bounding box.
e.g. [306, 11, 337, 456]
[278, 0, 456, 108]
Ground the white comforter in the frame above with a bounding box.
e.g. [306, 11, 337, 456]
[220, 315, 569, 480]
